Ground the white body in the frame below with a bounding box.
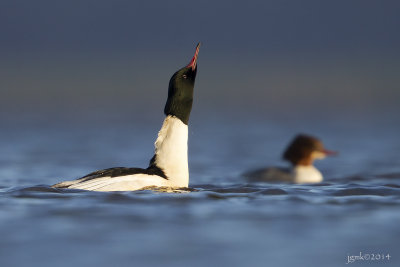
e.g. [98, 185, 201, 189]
[292, 165, 323, 183]
[59, 174, 169, 191]
[152, 115, 189, 187]
[54, 116, 189, 191]
[245, 165, 323, 184]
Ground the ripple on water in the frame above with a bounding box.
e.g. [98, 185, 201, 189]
[332, 187, 400, 197]
[383, 183, 400, 188]
[204, 186, 261, 194]
[375, 172, 400, 179]
[257, 188, 288, 195]
[2, 181, 400, 206]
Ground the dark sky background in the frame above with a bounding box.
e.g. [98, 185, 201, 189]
[1, 0, 399, 120]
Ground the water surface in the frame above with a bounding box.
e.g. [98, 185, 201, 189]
[1, 112, 399, 267]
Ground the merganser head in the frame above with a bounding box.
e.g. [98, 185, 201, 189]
[164, 43, 200, 125]
[282, 134, 337, 166]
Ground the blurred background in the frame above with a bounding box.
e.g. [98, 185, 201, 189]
[1, 0, 399, 120]
[1, 2, 400, 267]
[1, 0, 400, 181]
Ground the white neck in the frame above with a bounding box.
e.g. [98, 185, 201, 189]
[152, 115, 189, 187]
[292, 165, 323, 183]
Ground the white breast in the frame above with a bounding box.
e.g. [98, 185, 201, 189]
[292, 165, 323, 183]
[152, 115, 189, 188]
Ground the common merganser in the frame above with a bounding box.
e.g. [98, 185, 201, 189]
[52, 43, 201, 191]
[243, 134, 336, 184]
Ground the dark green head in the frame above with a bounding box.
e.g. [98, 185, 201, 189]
[164, 43, 200, 125]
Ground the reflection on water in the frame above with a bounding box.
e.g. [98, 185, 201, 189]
[0, 114, 399, 267]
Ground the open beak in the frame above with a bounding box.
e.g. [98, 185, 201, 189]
[187, 43, 201, 71]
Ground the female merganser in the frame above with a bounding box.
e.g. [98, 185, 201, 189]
[244, 134, 336, 184]
[52, 43, 200, 191]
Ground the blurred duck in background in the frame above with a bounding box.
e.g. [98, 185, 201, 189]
[243, 134, 337, 184]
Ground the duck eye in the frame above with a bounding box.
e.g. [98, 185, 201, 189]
[182, 74, 187, 79]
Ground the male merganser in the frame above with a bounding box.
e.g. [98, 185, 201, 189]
[244, 134, 336, 184]
[52, 43, 200, 191]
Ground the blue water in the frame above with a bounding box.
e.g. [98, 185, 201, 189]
[1, 112, 399, 267]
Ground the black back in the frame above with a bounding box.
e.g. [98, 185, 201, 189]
[77, 164, 167, 183]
